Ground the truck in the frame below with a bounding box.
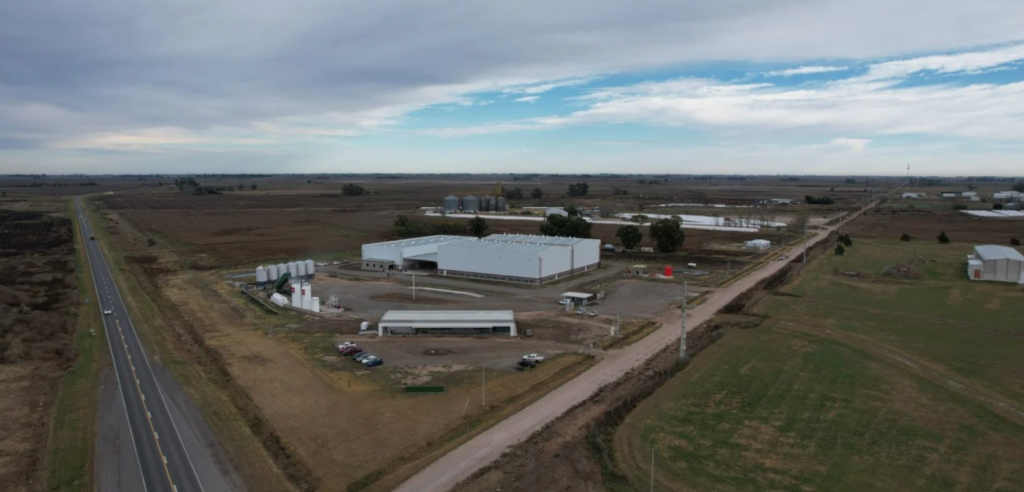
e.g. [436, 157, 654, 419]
[90, 234, 96, 240]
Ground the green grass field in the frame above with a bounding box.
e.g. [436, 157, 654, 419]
[614, 239, 1024, 491]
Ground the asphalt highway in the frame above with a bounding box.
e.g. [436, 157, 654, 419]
[76, 197, 205, 492]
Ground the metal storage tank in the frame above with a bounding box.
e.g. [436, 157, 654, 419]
[297, 261, 307, 277]
[496, 196, 506, 212]
[462, 195, 479, 212]
[481, 195, 492, 212]
[267, 264, 279, 281]
[304, 259, 315, 276]
[443, 194, 460, 212]
[276, 263, 287, 279]
[287, 262, 298, 277]
[290, 281, 301, 307]
[255, 266, 268, 284]
[301, 282, 312, 310]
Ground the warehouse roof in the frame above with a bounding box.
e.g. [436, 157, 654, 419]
[484, 233, 597, 246]
[445, 238, 554, 253]
[561, 292, 595, 299]
[363, 235, 465, 249]
[974, 245, 1024, 261]
[380, 310, 515, 323]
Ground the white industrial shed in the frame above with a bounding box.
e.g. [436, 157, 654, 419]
[967, 245, 1024, 283]
[361, 233, 601, 284]
[377, 310, 517, 336]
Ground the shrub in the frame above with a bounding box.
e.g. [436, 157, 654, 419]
[938, 231, 950, 244]
[900, 233, 911, 242]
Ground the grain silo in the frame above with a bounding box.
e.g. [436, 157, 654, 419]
[443, 194, 460, 212]
[276, 263, 287, 279]
[496, 196, 506, 212]
[255, 266, 268, 284]
[304, 259, 315, 277]
[481, 195, 492, 212]
[287, 261, 298, 277]
[462, 195, 479, 212]
[297, 260, 307, 277]
[267, 264, 279, 281]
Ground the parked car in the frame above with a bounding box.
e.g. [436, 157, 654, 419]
[516, 359, 536, 370]
[576, 307, 586, 315]
[523, 329, 533, 337]
[558, 298, 573, 305]
[360, 355, 379, 365]
[522, 353, 545, 363]
[339, 346, 362, 356]
[364, 358, 383, 367]
[587, 310, 599, 317]
[354, 352, 374, 362]
[337, 342, 356, 349]
[103, 308, 113, 315]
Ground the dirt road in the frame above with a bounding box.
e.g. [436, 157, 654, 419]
[394, 196, 890, 492]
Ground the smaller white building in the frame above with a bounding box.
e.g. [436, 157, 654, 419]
[770, 198, 794, 205]
[961, 191, 978, 198]
[902, 192, 923, 199]
[940, 192, 958, 199]
[967, 245, 1024, 283]
[377, 310, 517, 336]
[745, 239, 771, 250]
[545, 207, 569, 217]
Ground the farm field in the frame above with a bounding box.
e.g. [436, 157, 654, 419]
[614, 239, 1024, 491]
[849, 207, 1024, 244]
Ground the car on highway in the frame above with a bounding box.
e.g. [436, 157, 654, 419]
[364, 357, 383, 367]
[522, 353, 545, 363]
[557, 298, 572, 305]
[103, 308, 113, 315]
[576, 307, 586, 315]
[587, 310, 599, 317]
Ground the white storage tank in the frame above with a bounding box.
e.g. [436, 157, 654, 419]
[290, 281, 301, 307]
[301, 282, 312, 310]
[297, 261, 307, 277]
[305, 259, 315, 276]
[267, 264, 279, 281]
[276, 263, 288, 279]
[270, 293, 289, 307]
[255, 266, 268, 284]
[312, 297, 320, 313]
[287, 262, 298, 277]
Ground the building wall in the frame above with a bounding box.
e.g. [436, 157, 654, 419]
[437, 242, 572, 279]
[361, 244, 405, 264]
[570, 239, 601, 270]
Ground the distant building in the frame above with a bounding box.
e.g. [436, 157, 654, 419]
[902, 192, 923, 199]
[940, 192, 958, 199]
[967, 245, 1024, 283]
[961, 191, 978, 198]
[970, 196, 981, 202]
[378, 310, 517, 336]
[770, 198, 794, 205]
[993, 191, 1023, 202]
[545, 207, 569, 217]
[745, 239, 771, 250]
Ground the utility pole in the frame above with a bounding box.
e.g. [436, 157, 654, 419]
[481, 362, 486, 407]
[650, 443, 655, 492]
[803, 223, 808, 264]
[680, 281, 687, 362]
[412, 273, 416, 300]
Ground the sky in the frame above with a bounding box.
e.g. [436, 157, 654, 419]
[3, 0, 1024, 175]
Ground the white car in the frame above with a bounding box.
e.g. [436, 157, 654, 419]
[587, 310, 599, 317]
[337, 342, 355, 350]
[522, 353, 545, 363]
[557, 299, 573, 305]
[103, 309, 113, 315]
[576, 307, 586, 315]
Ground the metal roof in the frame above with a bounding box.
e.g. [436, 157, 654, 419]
[363, 235, 465, 249]
[974, 245, 1024, 261]
[446, 238, 553, 253]
[561, 291, 595, 298]
[380, 310, 514, 323]
[484, 233, 596, 246]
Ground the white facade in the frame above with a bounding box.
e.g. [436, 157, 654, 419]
[745, 239, 771, 250]
[485, 233, 601, 271]
[361, 235, 463, 268]
[378, 310, 517, 336]
[961, 191, 977, 197]
[967, 245, 1024, 283]
[902, 192, 922, 199]
[544, 207, 569, 217]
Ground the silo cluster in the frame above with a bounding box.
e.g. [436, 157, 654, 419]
[440, 194, 507, 213]
[443, 194, 461, 212]
[462, 194, 479, 212]
[256, 258, 317, 285]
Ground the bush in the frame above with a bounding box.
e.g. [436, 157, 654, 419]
[804, 195, 834, 205]
[834, 244, 845, 255]
[937, 231, 950, 244]
[993, 203, 1004, 210]
[342, 183, 367, 196]
[952, 203, 968, 210]
[649, 219, 685, 253]
[1012, 238, 1021, 246]
[616, 225, 642, 250]
[900, 233, 911, 242]
[468, 217, 489, 238]
[539, 214, 592, 238]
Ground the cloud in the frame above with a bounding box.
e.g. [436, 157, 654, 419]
[514, 96, 540, 103]
[830, 138, 870, 152]
[763, 65, 849, 77]
[502, 77, 598, 95]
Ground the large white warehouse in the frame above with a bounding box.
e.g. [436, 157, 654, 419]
[967, 245, 1024, 284]
[361, 233, 601, 284]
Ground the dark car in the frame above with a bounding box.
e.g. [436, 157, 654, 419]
[354, 352, 374, 362]
[340, 346, 363, 356]
[523, 329, 533, 337]
[516, 359, 536, 370]
[363, 358, 383, 367]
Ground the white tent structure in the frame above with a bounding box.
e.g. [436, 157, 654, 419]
[967, 245, 1024, 283]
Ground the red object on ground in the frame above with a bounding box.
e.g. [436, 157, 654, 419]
[664, 265, 673, 277]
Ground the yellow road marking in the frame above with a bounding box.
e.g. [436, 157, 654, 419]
[116, 320, 176, 491]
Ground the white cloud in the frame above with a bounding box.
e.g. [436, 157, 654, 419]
[763, 65, 849, 77]
[830, 138, 870, 152]
[514, 96, 541, 103]
[503, 77, 598, 95]
[860, 43, 1024, 80]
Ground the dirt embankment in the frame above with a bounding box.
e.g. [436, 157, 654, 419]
[0, 210, 78, 492]
[452, 233, 836, 492]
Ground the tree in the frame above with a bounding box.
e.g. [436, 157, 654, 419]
[837, 233, 853, 247]
[251, 184, 257, 190]
[937, 231, 950, 244]
[993, 203, 1004, 210]
[1013, 182, 1024, 193]
[631, 214, 649, 224]
[506, 188, 524, 200]
[539, 215, 592, 238]
[566, 182, 589, 197]
[1011, 237, 1021, 246]
[468, 217, 489, 238]
[835, 244, 845, 255]
[616, 225, 643, 250]
[342, 183, 367, 196]
[649, 219, 685, 253]
[900, 233, 911, 242]
[790, 210, 808, 233]
[531, 188, 543, 200]
[238, 184, 245, 191]
[565, 205, 580, 217]
[804, 195, 834, 205]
